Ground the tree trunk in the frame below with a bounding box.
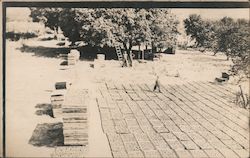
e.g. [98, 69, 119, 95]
[226, 52, 230, 60]
[129, 50, 133, 67]
[138, 44, 141, 59]
[97, 47, 101, 54]
[70, 41, 76, 46]
[151, 42, 156, 54]
[142, 51, 144, 60]
[123, 41, 133, 67]
[213, 51, 217, 56]
[123, 42, 132, 66]
[54, 27, 59, 40]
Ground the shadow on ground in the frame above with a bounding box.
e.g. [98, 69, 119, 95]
[29, 122, 64, 147]
[35, 103, 54, 118]
[19, 44, 70, 58]
[18, 44, 118, 60]
[60, 61, 68, 66]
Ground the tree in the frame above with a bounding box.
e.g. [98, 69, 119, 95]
[97, 8, 153, 66]
[214, 17, 234, 59]
[184, 14, 204, 47]
[30, 8, 84, 45]
[213, 17, 248, 61]
[184, 14, 216, 49]
[58, 9, 82, 45]
[69, 8, 178, 66]
[89, 8, 179, 66]
[225, 19, 250, 76]
[29, 8, 62, 38]
[184, 14, 249, 77]
[147, 9, 179, 52]
[29, 8, 179, 66]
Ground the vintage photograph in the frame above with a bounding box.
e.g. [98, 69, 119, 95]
[4, 5, 249, 158]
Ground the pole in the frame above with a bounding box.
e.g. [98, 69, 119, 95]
[138, 44, 141, 59]
[130, 50, 133, 67]
[239, 85, 246, 107]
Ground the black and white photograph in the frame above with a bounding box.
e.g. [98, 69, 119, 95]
[3, 2, 250, 158]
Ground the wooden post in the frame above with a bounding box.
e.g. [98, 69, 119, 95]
[130, 50, 133, 66]
[142, 50, 144, 60]
[143, 44, 147, 60]
[239, 85, 246, 107]
[138, 44, 141, 59]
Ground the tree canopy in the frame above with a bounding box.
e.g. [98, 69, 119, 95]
[30, 8, 178, 46]
[30, 8, 179, 66]
[184, 14, 250, 77]
[184, 14, 216, 48]
[30, 8, 62, 33]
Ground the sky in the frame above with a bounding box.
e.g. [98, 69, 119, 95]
[171, 8, 249, 35]
[7, 7, 249, 22]
[172, 8, 249, 21]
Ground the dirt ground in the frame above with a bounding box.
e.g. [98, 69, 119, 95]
[5, 38, 249, 157]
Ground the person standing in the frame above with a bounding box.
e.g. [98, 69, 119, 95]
[153, 75, 161, 93]
[122, 52, 128, 67]
[152, 53, 164, 93]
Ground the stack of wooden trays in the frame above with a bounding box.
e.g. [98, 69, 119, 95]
[62, 89, 88, 146]
[67, 53, 77, 65]
[51, 90, 66, 118]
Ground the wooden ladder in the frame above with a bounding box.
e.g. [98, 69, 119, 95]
[114, 43, 123, 61]
[109, 32, 124, 66]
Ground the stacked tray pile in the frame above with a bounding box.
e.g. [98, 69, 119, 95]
[62, 89, 88, 146]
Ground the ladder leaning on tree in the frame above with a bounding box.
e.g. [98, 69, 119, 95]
[114, 42, 123, 61]
[108, 30, 124, 66]
[110, 38, 125, 66]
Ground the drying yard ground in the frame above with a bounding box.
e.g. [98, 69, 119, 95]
[5, 39, 249, 157]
